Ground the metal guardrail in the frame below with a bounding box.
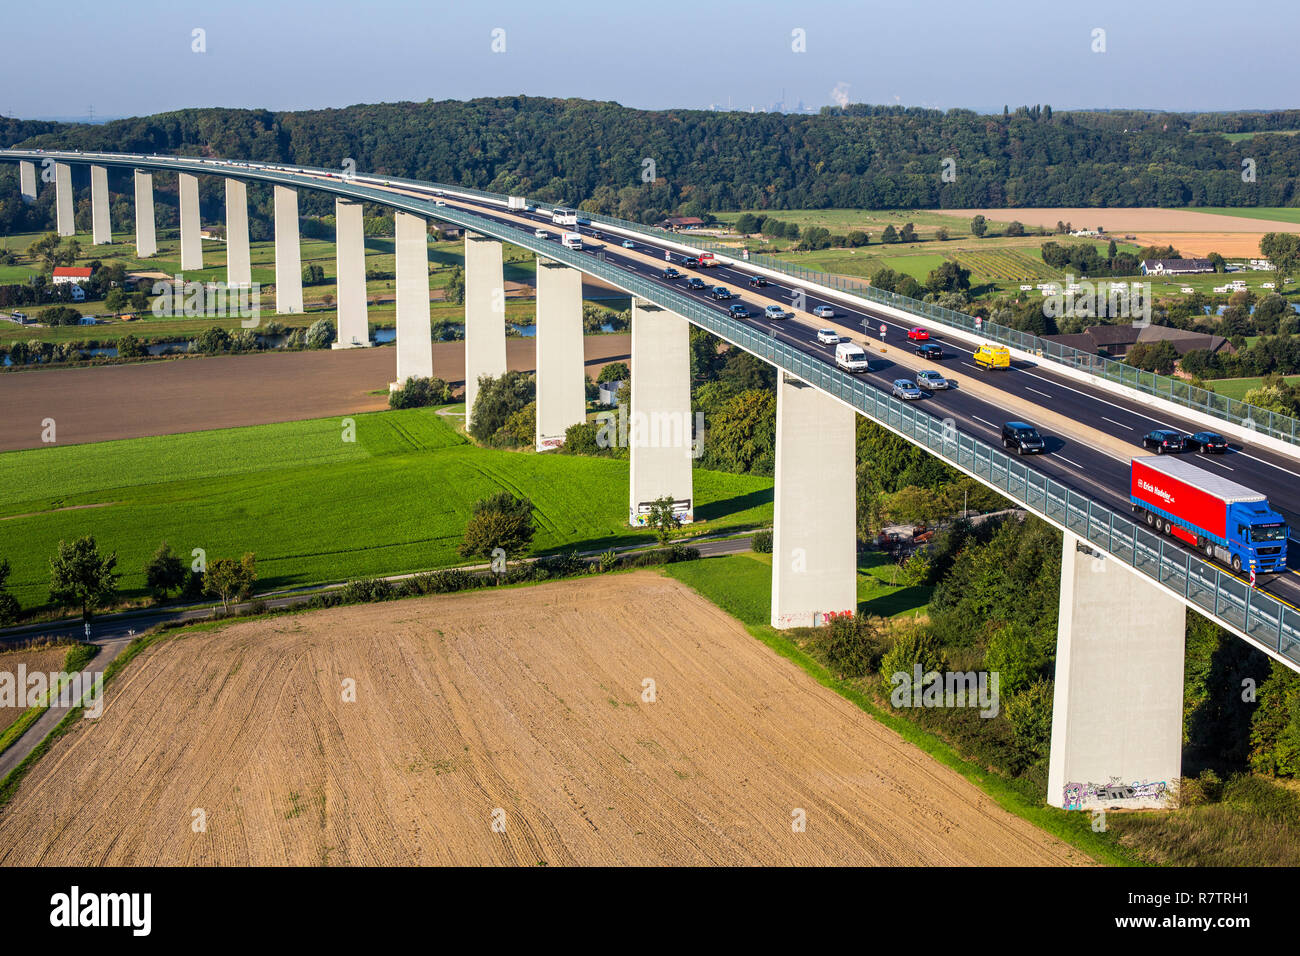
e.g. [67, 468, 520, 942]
[4, 150, 1299, 669]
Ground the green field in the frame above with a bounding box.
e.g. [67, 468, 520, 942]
[1188, 206, 1300, 224]
[662, 549, 931, 625]
[1205, 374, 1300, 402]
[0, 409, 773, 611]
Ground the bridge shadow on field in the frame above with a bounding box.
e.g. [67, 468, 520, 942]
[693, 487, 774, 522]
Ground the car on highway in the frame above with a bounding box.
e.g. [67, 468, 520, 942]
[974, 343, 1011, 370]
[914, 342, 943, 360]
[916, 369, 951, 390]
[534, 228, 548, 238]
[748, 276, 769, 288]
[892, 379, 924, 400]
[728, 303, 751, 318]
[435, 200, 446, 207]
[907, 326, 929, 341]
[1187, 431, 1229, 454]
[816, 329, 840, 344]
[710, 286, 733, 300]
[812, 305, 835, 318]
[1142, 429, 1189, 453]
[660, 267, 681, 280]
[764, 304, 789, 320]
[1001, 421, 1046, 455]
[622, 239, 635, 249]
[682, 256, 701, 268]
[685, 277, 707, 290]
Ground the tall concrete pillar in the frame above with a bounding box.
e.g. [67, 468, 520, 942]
[332, 198, 371, 348]
[1046, 532, 1186, 810]
[18, 161, 37, 203]
[178, 171, 202, 271]
[392, 210, 433, 389]
[133, 170, 156, 258]
[464, 233, 508, 420]
[90, 164, 111, 244]
[534, 259, 586, 450]
[224, 178, 251, 288]
[273, 184, 303, 314]
[770, 373, 858, 628]
[628, 299, 693, 527]
[54, 162, 73, 237]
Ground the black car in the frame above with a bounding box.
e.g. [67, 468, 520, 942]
[1142, 429, 1188, 453]
[1187, 431, 1229, 454]
[681, 256, 701, 268]
[748, 275, 768, 288]
[660, 267, 681, 280]
[710, 286, 732, 300]
[914, 343, 943, 360]
[685, 277, 707, 290]
[728, 303, 750, 318]
[1002, 421, 1045, 455]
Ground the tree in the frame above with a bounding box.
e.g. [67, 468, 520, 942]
[301, 263, 326, 286]
[926, 260, 971, 294]
[459, 492, 535, 561]
[389, 376, 451, 409]
[503, 401, 536, 446]
[306, 317, 336, 349]
[881, 224, 899, 244]
[1260, 233, 1300, 291]
[734, 213, 758, 234]
[597, 361, 629, 384]
[702, 389, 776, 475]
[846, 230, 870, 247]
[468, 370, 536, 443]
[898, 222, 917, 243]
[933, 227, 949, 242]
[204, 553, 257, 612]
[1206, 251, 1226, 273]
[105, 287, 128, 312]
[444, 265, 466, 305]
[970, 214, 987, 237]
[193, 326, 231, 354]
[143, 541, 186, 600]
[49, 535, 120, 623]
[1006, 221, 1025, 237]
[117, 333, 145, 359]
[0, 558, 19, 625]
[646, 495, 681, 545]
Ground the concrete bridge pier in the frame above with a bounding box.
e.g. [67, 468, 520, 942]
[464, 233, 507, 423]
[18, 160, 36, 203]
[272, 184, 303, 314]
[178, 171, 202, 270]
[90, 165, 111, 244]
[133, 170, 156, 258]
[332, 198, 371, 348]
[534, 259, 585, 450]
[1046, 532, 1186, 810]
[628, 299, 693, 527]
[54, 162, 74, 236]
[391, 210, 433, 389]
[770, 372, 858, 628]
[225, 178, 252, 288]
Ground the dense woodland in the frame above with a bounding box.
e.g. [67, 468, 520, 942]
[4, 98, 1300, 236]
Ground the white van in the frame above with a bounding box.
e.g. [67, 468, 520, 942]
[552, 207, 578, 226]
[835, 341, 870, 373]
[561, 232, 583, 250]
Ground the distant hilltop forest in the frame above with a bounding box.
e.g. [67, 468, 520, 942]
[4, 97, 1300, 224]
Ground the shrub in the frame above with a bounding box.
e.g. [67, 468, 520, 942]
[339, 577, 395, 603]
[535, 551, 588, 578]
[1176, 769, 1223, 809]
[598, 549, 620, 573]
[306, 317, 336, 349]
[389, 376, 451, 409]
[823, 615, 887, 678]
[751, 530, 773, 553]
[1002, 679, 1055, 765]
[880, 627, 945, 697]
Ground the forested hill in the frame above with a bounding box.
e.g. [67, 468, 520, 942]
[5, 97, 1300, 217]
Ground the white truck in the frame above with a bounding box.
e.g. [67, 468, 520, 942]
[561, 232, 583, 250]
[507, 196, 527, 211]
[835, 341, 871, 373]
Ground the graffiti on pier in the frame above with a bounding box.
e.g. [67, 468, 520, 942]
[1063, 777, 1169, 809]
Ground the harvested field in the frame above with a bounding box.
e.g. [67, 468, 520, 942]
[1127, 232, 1266, 258]
[0, 646, 69, 738]
[0, 334, 630, 451]
[934, 207, 1300, 234]
[0, 573, 1089, 866]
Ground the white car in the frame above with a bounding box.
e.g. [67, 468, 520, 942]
[435, 200, 446, 207]
[534, 228, 548, 238]
[812, 305, 835, 318]
[764, 304, 789, 320]
[622, 239, 635, 249]
[816, 329, 840, 344]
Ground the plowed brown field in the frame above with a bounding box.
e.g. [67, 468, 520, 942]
[0, 574, 1090, 866]
[0, 646, 70, 737]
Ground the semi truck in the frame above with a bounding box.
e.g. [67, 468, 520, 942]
[507, 196, 527, 211]
[1130, 456, 1289, 574]
[561, 232, 583, 250]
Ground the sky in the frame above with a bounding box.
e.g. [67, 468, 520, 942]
[4, 0, 1295, 121]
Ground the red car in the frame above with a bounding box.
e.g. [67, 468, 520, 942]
[907, 327, 929, 341]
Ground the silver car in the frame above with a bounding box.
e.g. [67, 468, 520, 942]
[892, 378, 924, 400]
[915, 369, 950, 390]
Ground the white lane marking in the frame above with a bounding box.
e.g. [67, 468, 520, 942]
[1101, 416, 1134, 431]
[1057, 456, 1085, 469]
[1026, 386, 1053, 399]
[961, 362, 981, 371]
[970, 415, 998, 429]
[1197, 455, 1235, 471]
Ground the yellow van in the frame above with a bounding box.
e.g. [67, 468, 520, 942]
[973, 343, 1010, 370]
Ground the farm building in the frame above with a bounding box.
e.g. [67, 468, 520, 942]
[1042, 324, 1236, 359]
[52, 266, 92, 286]
[1140, 258, 1214, 276]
